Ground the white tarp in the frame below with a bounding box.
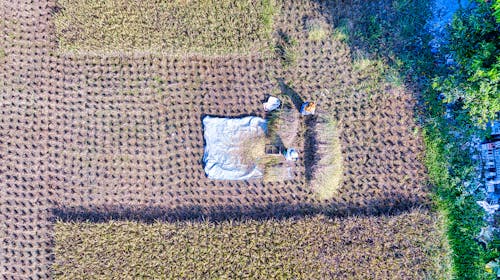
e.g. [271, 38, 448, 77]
[263, 96, 281, 112]
[203, 116, 267, 180]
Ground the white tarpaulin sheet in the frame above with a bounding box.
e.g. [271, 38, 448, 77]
[203, 116, 267, 180]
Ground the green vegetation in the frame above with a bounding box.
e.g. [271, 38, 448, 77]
[331, 28, 348, 42]
[495, 0, 500, 22]
[425, 2, 500, 277]
[330, 19, 349, 42]
[54, 0, 276, 54]
[53, 211, 449, 279]
[341, 1, 431, 66]
[261, 0, 276, 36]
[433, 1, 500, 124]
[423, 113, 497, 279]
[420, 3, 499, 280]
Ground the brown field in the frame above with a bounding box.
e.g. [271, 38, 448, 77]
[1, 0, 439, 278]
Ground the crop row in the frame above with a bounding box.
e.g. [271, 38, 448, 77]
[53, 209, 449, 279]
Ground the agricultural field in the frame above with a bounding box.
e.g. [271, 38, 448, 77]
[54, 210, 450, 279]
[54, 0, 275, 54]
[1, 0, 454, 279]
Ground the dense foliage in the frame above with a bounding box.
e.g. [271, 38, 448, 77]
[423, 112, 496, 279]
[434, 1, 500, 124]
[424, 1, 500, 278]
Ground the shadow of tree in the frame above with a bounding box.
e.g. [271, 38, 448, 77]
[52, 194, 428, 224]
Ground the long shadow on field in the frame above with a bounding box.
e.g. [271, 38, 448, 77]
[304, 114, 318, 183]
[52, 195, 428, 223]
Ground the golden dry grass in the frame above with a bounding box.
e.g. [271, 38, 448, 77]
[237, 136, 267, 166]
[312, 116, 343, 200]
[267, 107, 301, 148]
[238, 136, 288, 181]
[53, 209, 451, 280]
[54, 0, 276, 54]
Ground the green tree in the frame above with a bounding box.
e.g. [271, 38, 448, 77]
[436, 1, 500, 124]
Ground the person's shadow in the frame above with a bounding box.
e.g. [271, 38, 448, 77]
[277, 78, 304, 112]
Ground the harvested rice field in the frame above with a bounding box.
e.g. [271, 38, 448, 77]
[1, 0, 451, 278]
